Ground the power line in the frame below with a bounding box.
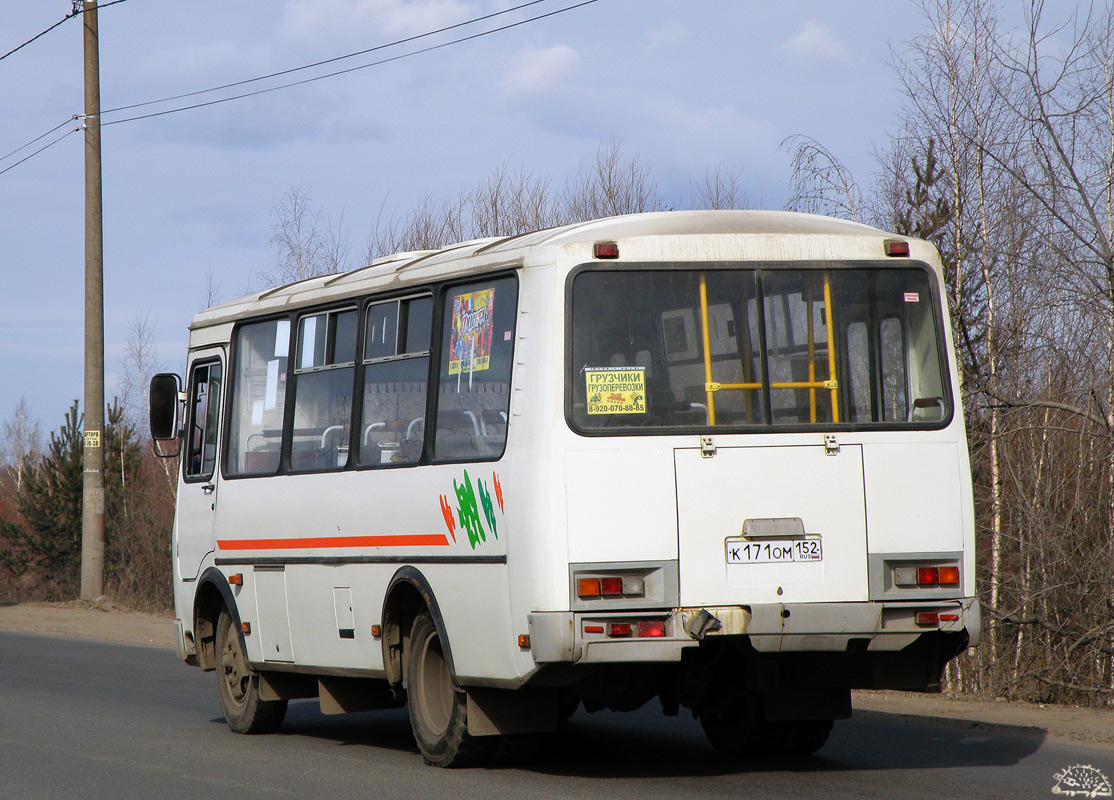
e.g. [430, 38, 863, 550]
[102, 0, 549, 116]
[0, 129, 76, 177]
[0, 117, 77, 165]
[100, 0, 601, 128]
[0, 0, 599, 176]
[0, 0, 130, 63]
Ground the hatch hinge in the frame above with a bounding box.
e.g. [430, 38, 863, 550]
[700, 436, 717, 458]
[824, 434, 840, 456]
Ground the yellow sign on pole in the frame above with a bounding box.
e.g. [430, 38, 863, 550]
[83, 430, 101, 449]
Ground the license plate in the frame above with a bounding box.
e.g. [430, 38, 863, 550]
[725, 538, 823, 564]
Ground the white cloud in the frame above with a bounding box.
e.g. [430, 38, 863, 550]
[498, 44, 581, 100]
[783, 20, 847, 61]
[277, 0, 473, 46]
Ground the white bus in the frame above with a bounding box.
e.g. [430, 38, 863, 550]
[151, 210, 980, 766]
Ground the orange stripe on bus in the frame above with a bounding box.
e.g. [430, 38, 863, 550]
[216, 534, 450, 550]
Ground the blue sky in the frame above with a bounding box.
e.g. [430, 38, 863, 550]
[0, 0, 1026, 433]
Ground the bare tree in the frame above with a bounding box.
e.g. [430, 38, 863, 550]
[116, 313, 162, 430]
[691, 165, 747, 210]
[782, 134, 862, 221]
[0, 398, 41, 495]
[471, 162, 559, 238]
[262, 186, 351, 288]
[561, 139, 663, 222]
[365, 193, 467, 263]
[201, 262, 222, 311]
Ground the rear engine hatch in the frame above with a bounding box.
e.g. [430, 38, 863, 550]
[675, 443, 868, 606]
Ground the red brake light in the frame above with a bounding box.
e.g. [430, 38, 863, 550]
[594, 242, 619, 259]
[917, 567, 939, 586]
[637, 621, 666, 638]
[884, 239, 910, 257]
[608, 622, 632, 637]
[915, 611, 938, 626]
[599, 577, 624, 596]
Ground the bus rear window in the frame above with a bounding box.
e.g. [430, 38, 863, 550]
[568, 266, 949, 432]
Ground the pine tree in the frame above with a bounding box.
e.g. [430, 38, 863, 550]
[0, 400, 144, 599]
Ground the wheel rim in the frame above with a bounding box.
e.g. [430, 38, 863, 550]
[220, 623, 250, 709]
[415, 629, 454, 736]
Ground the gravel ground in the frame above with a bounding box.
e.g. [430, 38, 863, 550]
[2, 600, 1112, 750]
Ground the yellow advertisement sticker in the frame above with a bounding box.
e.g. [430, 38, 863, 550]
[586, 368, 647, 415]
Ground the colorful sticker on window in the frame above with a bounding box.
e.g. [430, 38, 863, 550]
[903, 291, 920, 303]
[585, 368, 647, 415]
[448, 288, 495, 375]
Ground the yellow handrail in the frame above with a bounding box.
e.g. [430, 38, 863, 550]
[707, 380, 836, 391]
[822, 271, 839, 423]
[699, 273, 716, 425]
[807, 278, 817, 423]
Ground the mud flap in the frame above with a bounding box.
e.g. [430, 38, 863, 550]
[465, 686, 558, 736]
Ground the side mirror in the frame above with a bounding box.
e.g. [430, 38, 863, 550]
[150, 373, 182, 456]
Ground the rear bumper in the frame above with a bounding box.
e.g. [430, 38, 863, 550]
[528, 598, 980, 664]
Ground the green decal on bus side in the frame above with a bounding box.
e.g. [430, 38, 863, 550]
[454, 470, 487, 549]
[478, 479, 498, 541]
[441, 470, 504, 550]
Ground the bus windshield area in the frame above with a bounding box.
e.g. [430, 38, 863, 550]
[569, 266, 949, 432]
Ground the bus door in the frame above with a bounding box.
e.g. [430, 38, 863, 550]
[177, 350, 224, 581]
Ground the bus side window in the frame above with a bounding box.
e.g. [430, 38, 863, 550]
[290, 308, 357, 472]
[432, 277, 517, 462]
[360, 295, 432, 467]
[226, 319, 290, 476]
[184, 361, 222, 480]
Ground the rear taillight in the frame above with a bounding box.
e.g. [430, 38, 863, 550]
[893, 563, 961, 589]
[582, 618, 668, 639]
[576, 575, 646, 599]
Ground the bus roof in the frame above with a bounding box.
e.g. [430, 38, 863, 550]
[189, 210, 910, 331]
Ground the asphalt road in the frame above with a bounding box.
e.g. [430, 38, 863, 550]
[0, 631, 1109, 800]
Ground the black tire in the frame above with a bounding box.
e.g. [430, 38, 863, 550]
[700, 692, 833, 757]
[215, 607, 287, 734]
[406, 611, 491, 767]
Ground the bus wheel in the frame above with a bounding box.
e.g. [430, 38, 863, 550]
[406, 612, 490, 767]
[215, 607, 287, 734]
[700, 693, 833, 757]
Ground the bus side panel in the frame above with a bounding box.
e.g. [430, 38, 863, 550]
[863, 439, 965, 555]
[211, 465, 518, 680]
[563, 445, 679, 564]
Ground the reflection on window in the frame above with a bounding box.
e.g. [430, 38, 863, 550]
[361, 295, 433, 466]
[291, 308, 356, 472]
[227, 319, 289, 475]
[185, 361, 222, 480]
[432, 278, 516, 461]
[569, 267, 948, 432]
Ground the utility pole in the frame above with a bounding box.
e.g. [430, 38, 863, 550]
[80, 0, 105, 600]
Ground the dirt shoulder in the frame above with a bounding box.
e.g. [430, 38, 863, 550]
[1, 602, 1112, 750]
[0, 600, 173, 649]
